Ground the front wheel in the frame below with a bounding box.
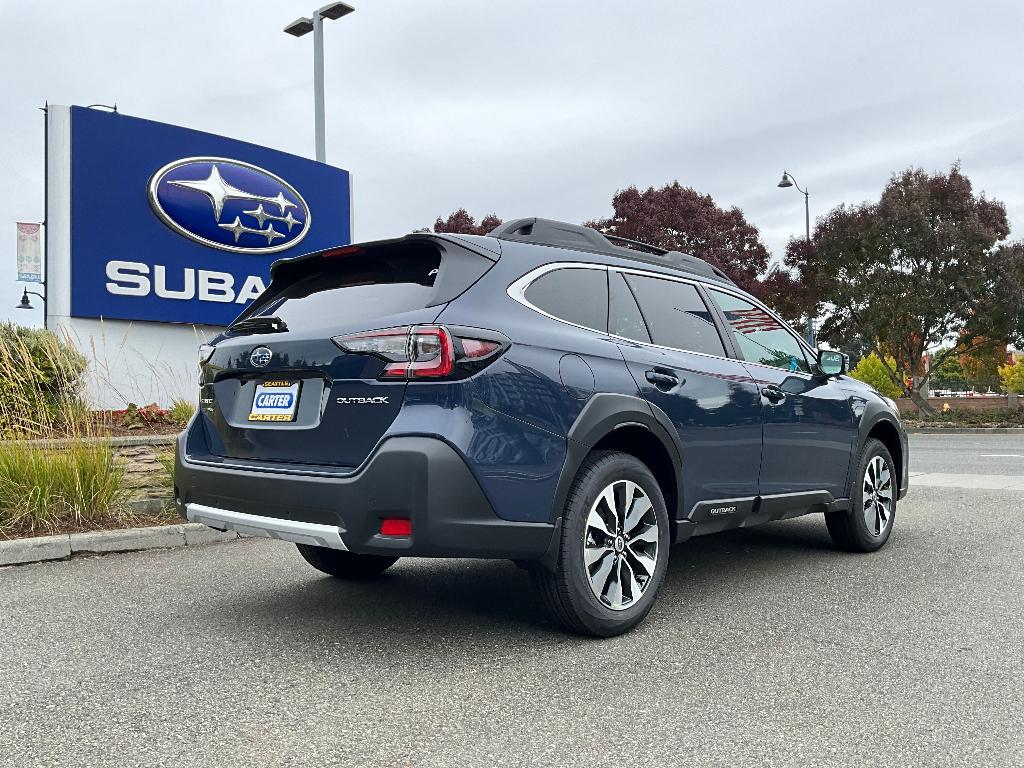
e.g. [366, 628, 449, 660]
[296, 544, 399, 579]
[532, 451, 670, 637]
[825, 437, 897, 552]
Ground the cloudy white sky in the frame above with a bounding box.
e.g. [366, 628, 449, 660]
[2, 0, 1022, 326]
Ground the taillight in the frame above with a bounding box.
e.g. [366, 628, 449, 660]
[332, 325, 507, 380]
[404, 326, 454, 378]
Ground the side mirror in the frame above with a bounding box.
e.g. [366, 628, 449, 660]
[816, 349, 847, 377]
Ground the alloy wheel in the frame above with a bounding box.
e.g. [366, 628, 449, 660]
[583, 480, 660, 610]
[862, 455, 893, 537]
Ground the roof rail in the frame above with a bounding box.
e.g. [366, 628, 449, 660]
[602, 233, 668, 256]
[488, 217, 733, 284]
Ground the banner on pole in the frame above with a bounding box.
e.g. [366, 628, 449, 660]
[16, 222, 42, 283]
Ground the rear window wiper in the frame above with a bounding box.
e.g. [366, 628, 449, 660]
[228, 315, 288, 334]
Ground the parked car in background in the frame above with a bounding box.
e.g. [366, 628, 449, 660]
[175, 218, 909, 636]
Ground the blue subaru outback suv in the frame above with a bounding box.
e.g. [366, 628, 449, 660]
[176, 218, 908, 636]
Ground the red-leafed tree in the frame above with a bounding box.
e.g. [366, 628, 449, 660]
[780, 164, 1024, 413]
[958, 336, 1009, 388]
[585, 182, 781, 299]
[431, 185, 805, 319]
[432, 209, 503, 236]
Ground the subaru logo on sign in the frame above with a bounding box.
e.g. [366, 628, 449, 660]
[148, 157, 311, 254]
[250, 347, 272, 367]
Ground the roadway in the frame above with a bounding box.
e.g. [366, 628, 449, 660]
[2, 434, 1022, 767]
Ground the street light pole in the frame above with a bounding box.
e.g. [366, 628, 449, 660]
[284, 3, 355, 164]
[777, 170, 814, 345]
[313, 12, 325, 163]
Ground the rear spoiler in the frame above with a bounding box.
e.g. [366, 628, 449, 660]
[266, 232, 501, 283]
[229, 232, 501, 329]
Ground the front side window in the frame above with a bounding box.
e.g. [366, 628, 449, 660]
[709, 289, 809, 373]
[624, 274, 726, 357]
[524, 267, 608, 331]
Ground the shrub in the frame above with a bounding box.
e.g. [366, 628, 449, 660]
[0, 324, 88, 437]
[849, 353, 904, 399]
[998, 359, 1024, 394]
[168, 398, 196, 426]
[0, 441, 129, 535]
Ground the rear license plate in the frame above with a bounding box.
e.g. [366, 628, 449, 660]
[249, 380, 301, 422]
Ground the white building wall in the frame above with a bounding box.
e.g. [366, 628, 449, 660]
[46, 105, 215, 408]
[51, 317, 217, 408]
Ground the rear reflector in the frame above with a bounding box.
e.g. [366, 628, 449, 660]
[379, 518, 412, 537]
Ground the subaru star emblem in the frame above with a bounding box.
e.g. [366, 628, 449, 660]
[250, 347, 272, 367]
[148, 157, 311, 254]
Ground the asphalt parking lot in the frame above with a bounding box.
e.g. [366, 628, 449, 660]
[2, 434, 1023, 767]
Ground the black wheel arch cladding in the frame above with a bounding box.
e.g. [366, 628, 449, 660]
[551, 393, 684, 523]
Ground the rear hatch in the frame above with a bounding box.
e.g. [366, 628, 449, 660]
[197, 235, 497, 468]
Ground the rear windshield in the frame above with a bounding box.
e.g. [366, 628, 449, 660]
[247, 241, 490, 328]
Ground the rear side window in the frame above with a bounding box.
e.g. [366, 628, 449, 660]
[624, 274, 726, 357]
[524, 267, 608, 331]
[609, 271, 651, 343]
[709, 289, 810, 373]
[247, 242, 490, 328]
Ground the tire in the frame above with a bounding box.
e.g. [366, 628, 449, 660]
[825, 437, 897, 552]
[296, 544, 399, 579]
[532, 451, 671, 637]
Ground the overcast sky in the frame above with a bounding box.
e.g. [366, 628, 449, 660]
[2, 0, 1022, 326]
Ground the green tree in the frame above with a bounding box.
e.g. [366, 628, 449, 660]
[998, 359, 1024, 393]
[929, 353, 967, 391]
[849, 353, 904, 399]
[782, 164, 1024, 414]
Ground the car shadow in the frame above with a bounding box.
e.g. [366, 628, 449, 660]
[194, 516, 851, 653]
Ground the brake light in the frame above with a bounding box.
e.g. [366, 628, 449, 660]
[332, 325, 506, 380]
[322, 245, 362, 258]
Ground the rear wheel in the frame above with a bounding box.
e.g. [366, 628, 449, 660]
[825, 437, 897, 552]
[532, 451, 670, 637]
[296, 544, 399, 579]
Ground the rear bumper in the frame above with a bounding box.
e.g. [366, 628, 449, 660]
[174, 427, 557, 560]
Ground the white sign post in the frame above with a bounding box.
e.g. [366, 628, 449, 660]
[16, 222, 42, 283]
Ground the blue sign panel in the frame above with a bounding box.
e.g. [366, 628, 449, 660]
[69, 106, 351, 325]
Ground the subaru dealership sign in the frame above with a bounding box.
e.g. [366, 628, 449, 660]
[43, 104, 352, 408]
[67, 106, 350, 325]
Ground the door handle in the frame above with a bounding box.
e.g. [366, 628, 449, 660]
[762, 384, 786, 403]
[645, 368, 682, 390]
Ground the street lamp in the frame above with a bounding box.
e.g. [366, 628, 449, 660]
[777, 170, 810, 242]
[777, 170, 814, 345]
[16, 287, 45, 310]
[284, 2, 355, 163]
